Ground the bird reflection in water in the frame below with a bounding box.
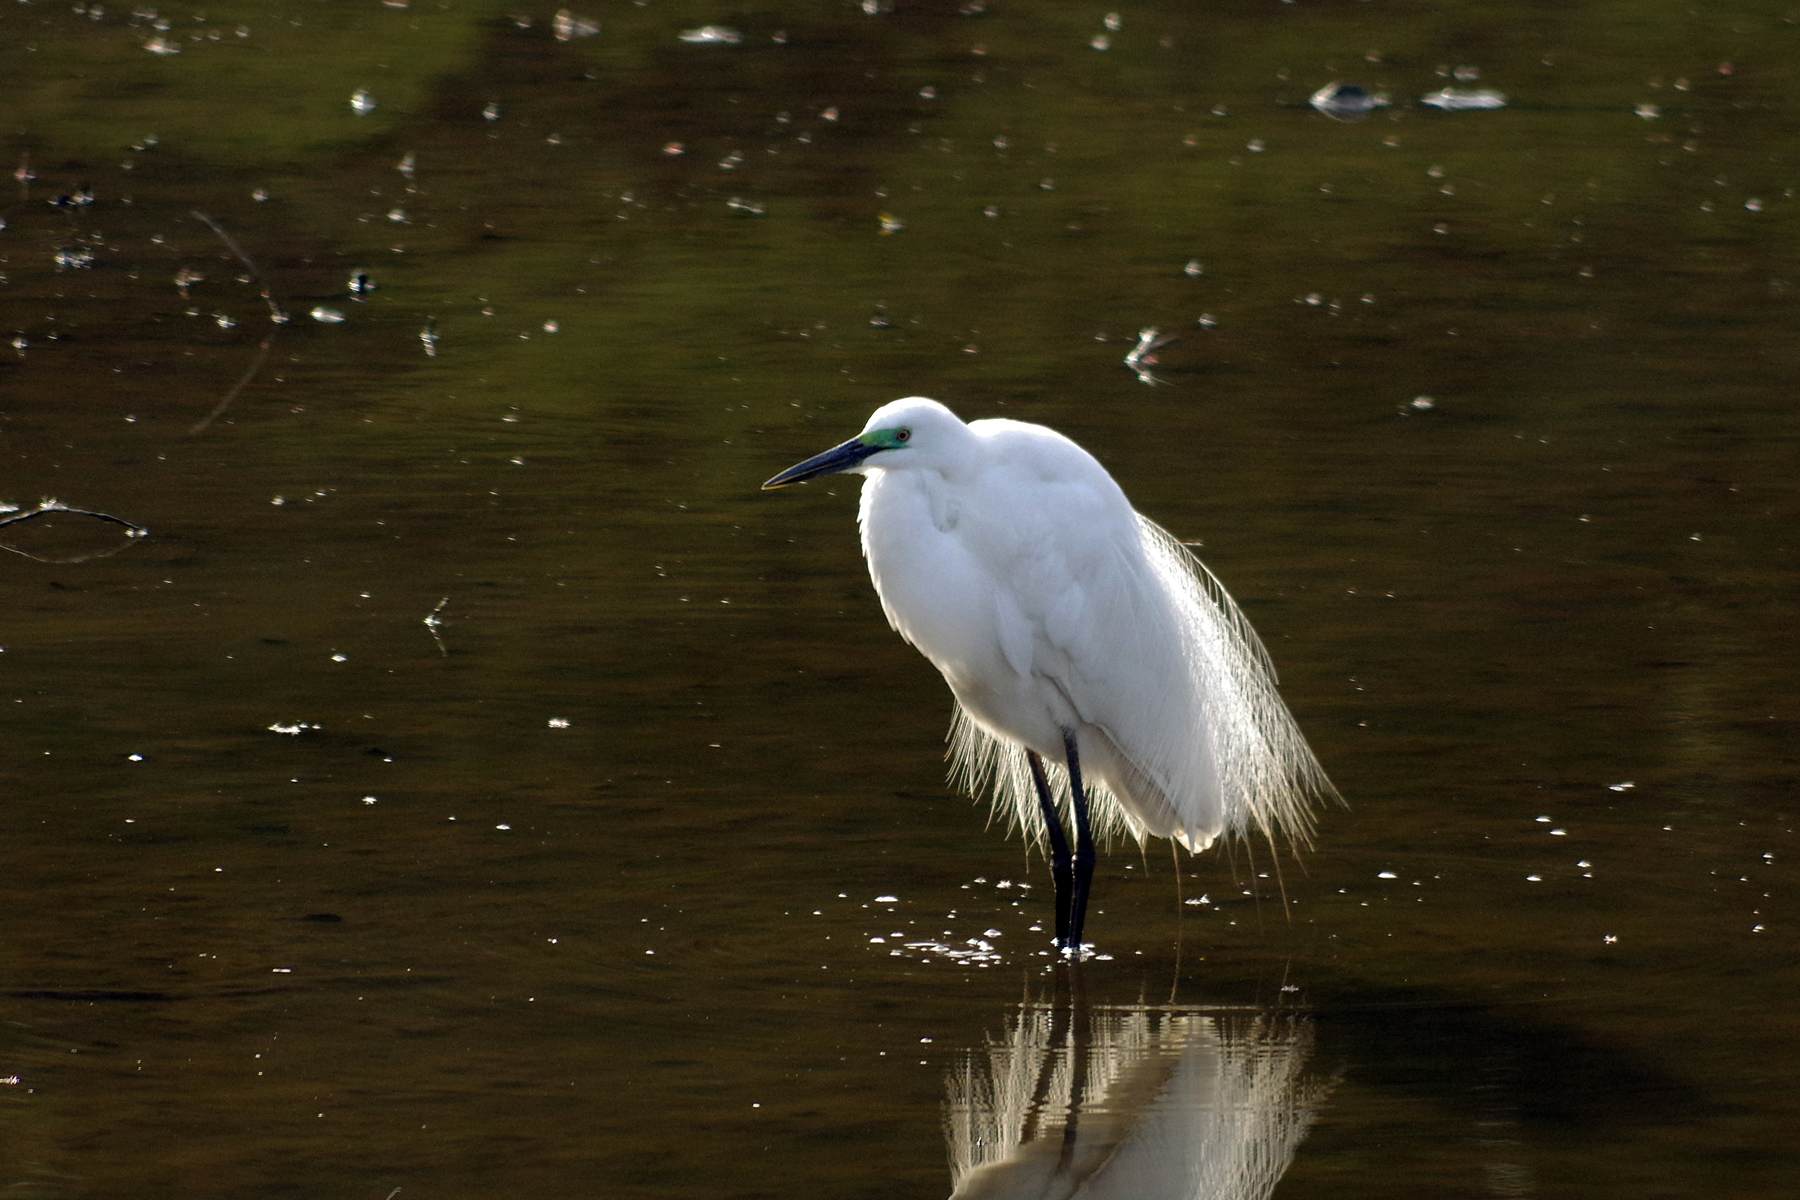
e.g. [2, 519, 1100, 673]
[944, 995, 1328, 1199]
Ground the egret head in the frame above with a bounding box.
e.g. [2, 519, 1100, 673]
[762, 397, 962, 489]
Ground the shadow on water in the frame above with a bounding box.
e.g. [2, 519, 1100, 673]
[937, 965, 1705, 1200]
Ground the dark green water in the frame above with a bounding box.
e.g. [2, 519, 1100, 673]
[1, 2, 1795, 1197]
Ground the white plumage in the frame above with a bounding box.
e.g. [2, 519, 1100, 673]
[765, 397, 1333, 951]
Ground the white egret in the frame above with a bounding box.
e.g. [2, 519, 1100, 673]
[763, 398, 1334, 955]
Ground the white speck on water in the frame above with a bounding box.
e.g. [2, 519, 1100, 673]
[547, 718, 570, 728]
[362, 796, 378, 805]
[1377, 871, 1397, 879]
[310, 307, 346, 324]
[1526, 874, 1543, 882]
[679, 25, 743, 44]
[1420, 87, 1507, 110]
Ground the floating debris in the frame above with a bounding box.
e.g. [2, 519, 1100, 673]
[726, 196, 766, 215]
[877, 211, 903, 234]
[1310, 82, 1389, 120]
[350, 89, 375, 115]
[53, 248, 95, 270]
[552, 10, 599, 40]
[348, 270, 375, 296]
[0, 500, 149, 563]
[423, 596, 449, 654]
[143, 37, 180, 55]
[678, 25, 743, 44]
[1124, 327, 1177, 386]
[310, 306, 346, 324]
[267, 722, 322, 736]
[898, 938, 1003, 966]
[419, 326, 439, 356]
[1420, 87, 1507, 111]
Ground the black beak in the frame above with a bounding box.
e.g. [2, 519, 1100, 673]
[761, 436, 882, 490]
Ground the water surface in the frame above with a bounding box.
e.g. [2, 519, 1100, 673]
[1, 3, 1795, 1197]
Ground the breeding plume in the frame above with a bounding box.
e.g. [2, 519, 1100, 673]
[763, 398, 1333, 955]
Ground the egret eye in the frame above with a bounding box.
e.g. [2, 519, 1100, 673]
[896, 428, 911, 442]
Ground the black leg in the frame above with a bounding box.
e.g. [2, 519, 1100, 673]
[1027, 749, 1073, 950]
[1062, 730, 1096, 955]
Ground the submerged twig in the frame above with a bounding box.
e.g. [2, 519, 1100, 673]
[0, 499, 149, 563]
[188, 210, 282, 434]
